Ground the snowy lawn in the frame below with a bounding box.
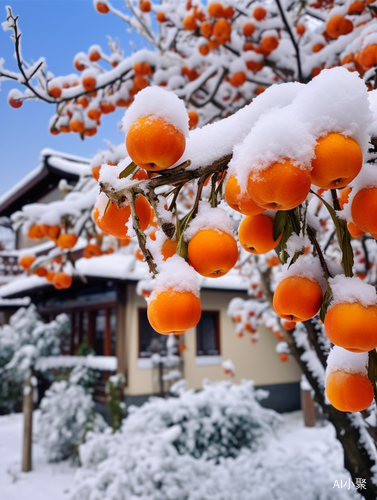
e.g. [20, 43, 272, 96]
[0, 410, 75, 500]
[0, 409, 362, 500]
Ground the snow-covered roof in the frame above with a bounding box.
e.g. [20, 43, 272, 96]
[0, 149, 91, 217]
[0, 253, 249, 299]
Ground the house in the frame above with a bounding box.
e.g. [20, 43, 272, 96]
[0, 149, 302, 412]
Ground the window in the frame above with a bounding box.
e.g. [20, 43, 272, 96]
[94, 310, 106, 356]
[138, 309, 167, 358]
[196, 311, 220, 356]
[41, 306, 117, 356]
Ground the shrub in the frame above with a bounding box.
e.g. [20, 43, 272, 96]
[37, 366, 107, 462]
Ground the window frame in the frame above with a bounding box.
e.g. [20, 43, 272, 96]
[40, 301, 118, 356]
[138, 308, 169, 359]
[196, 310, 221, 357]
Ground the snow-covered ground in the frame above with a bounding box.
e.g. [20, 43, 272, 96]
[0, 410, 75, 500]
[0, 410, 361, 500]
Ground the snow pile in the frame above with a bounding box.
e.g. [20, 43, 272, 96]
[37, 365, 107, 462]
[326, 346, 369, 377]
[278, 255, 328, 295]
[184, 201, 234, 240]
[328, 274, 377, 307]
[122, 86, 190, 138]
[151, 254, 200, 298]
[229, 67, 371, 190]
[0, 305, 71, 413]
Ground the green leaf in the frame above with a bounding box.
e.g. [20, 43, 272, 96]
[310, 190, 354, 278]
[279, 220, 293, 264]
[273, 211, 288, 241]
[319, 284, 332, 323]
[288, 209, 300, 235]
[119, 161, 138, 179]
[176, 238, 188, 261]
[104, 198, 111, 215]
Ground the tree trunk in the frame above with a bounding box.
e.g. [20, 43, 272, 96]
[287, 326, 377, 499]
[22, 372, 33, 472]
[259, 269, 377, 499]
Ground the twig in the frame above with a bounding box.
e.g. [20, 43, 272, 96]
[125, 191, 158, 276]
[274, 0, 303, 82]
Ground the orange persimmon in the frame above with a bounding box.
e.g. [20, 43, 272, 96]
[147, 289, 201, 334]
[188, 229, 238, 277]
[273, 276, 323, 322]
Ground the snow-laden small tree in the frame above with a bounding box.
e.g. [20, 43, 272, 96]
[37, 365, 108, 462]
[0, 305, 71, 413]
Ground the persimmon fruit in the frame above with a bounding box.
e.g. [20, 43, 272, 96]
[213, 19, 231, 44]
[326, 370, 373, 412]
[208, 3, 224, 17]
[83, 244, 102, 258]
[243, 23, 255, 36]
[82, 76, 97, 92]
[188, 229, 238, 278]
[9, 97, 23, 108]
[139, 0, 151, 13]
[324, 302, 377, 352]
[57, 233, 78, 250]
[347, 222, 364, 238]
[230, 72, 247, 87]
[253, 7, 267, 20]
[351, 187, 377, 234]
[19, 255, 36, 271]
[53, 273, 73, 290]
[273, 276, 323, 322]
[225, 176, 265, 216]
[238, 214, 282, 254]
[247, 160, 312, 210]
[34, 267, 48, 277]
[96, 2, 109, 13]
[326, 15, 353, 39]
[133, 62, 152, 77]
[147, 289, 201, 334]
[161, 239, 177, 260]
[28, 225, 45, 240]
[310, 133, 362, 189]
[126, 115, 186, 171]
[94, 195, 150, 239]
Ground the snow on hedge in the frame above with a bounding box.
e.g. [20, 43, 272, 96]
[36, 355, 117, 372]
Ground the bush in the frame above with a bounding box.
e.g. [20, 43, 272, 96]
[37, 366, 107, 462]
[71, 380, 283, 499]
[0, 305, 70, 413]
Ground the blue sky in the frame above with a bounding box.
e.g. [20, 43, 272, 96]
[0, 0, 152, 198]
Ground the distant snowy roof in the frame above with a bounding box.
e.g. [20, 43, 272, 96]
[0, 253, 249, 298]
[0, 149, 91, 217]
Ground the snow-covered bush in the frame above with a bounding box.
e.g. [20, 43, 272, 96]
[0, 305, 70, 413]
[125, 379, 281, 461]
[71, 381, 357, 500]
[37, 366, 107, 462]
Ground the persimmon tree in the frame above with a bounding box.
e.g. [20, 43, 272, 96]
[2, 1, 377, 497]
